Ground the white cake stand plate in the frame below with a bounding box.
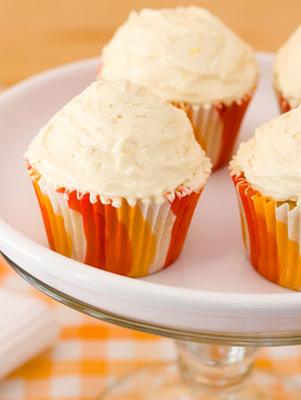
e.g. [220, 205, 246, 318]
[0, 52, 301, 346]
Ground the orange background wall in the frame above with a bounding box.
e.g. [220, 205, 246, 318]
[1, 0, 301, 87]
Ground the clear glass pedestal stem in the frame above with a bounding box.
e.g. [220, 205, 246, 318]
[176, 341, 258, 393]
[100, 341, 301, 400]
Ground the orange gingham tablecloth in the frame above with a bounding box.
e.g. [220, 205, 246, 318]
[1, 255, 301, 400]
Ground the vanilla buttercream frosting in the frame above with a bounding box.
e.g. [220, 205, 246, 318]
[274, 25, 301, 108]
[230, 106, 301, 205]
[100, 7, 259, 104]
[26, 79, 211, 207]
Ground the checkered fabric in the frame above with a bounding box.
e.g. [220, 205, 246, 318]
[0, 254, 301, 400]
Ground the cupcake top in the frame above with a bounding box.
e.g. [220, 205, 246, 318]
[100, 7, 259, 104]
[230, 105, 301, 205]
[26, 79, 211, 207]
[274, 25, 301, 108]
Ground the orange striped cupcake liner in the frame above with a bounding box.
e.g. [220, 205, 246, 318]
[28, 164, 202, 277]
[172, 95, 252, 171]
[232, 171, 301, 291]
[275, 89, 292, 114]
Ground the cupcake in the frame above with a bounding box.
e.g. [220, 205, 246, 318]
[274, 25, 301, 113]
[26, 79, 211, 277]
[98, 7, 259, 170]
[230, 106, 301, 291]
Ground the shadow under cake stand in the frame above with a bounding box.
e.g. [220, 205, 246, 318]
[0, 54, 301, 399]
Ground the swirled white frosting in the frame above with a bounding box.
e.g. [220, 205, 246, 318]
[230, 106, 301, 205]
[100, 7, 258, 104]
[274, 25, 301, 108]
[26, 79, 211, 207]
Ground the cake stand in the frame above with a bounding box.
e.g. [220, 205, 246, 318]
[0, 53, 301, 399]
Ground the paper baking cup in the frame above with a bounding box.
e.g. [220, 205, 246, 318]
[28, 166, 202, 277]
[275, 89, 292, 114]
[231, 171, 301, 291]
[172, 95, 252, 171]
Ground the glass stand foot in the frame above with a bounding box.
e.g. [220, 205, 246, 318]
[99, 362, 301, 400]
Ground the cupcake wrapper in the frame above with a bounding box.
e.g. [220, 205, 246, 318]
[232, 172, 301, 291]
[29, 166, 202, 277]
[275, 89, 292, 114]
[172, 95, 252, 170]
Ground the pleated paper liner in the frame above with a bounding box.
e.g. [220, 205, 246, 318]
[28, 165, 202, 277]
[275, 88, 292, 114]
[231, 171, 301, 291]
[172, 94, 252, 171]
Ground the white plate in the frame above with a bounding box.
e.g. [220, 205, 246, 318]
[1, 52, 301, 337]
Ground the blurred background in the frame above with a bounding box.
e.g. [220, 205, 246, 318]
[1, 0, 301, 88]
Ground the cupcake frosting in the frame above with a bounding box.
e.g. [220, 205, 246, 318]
[274, 25, 301, 108]
[230, 106, 301, 205]
[26, 79, 211, 207]
[100, 7, 258, 104]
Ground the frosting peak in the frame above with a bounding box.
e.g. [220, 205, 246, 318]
[100, 7, 258, 104]
[230, 105, 301, 205]
[26, 79, 211, 207]
[274, 25, 301, 108]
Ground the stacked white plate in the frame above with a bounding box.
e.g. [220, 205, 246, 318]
[0, 289, 59, 380]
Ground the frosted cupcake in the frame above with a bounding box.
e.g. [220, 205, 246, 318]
[99, 7, 259, 170]
[26, 79, 211, 277]
[274, 25, 301, 113]
[230, 106, 301, 291]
